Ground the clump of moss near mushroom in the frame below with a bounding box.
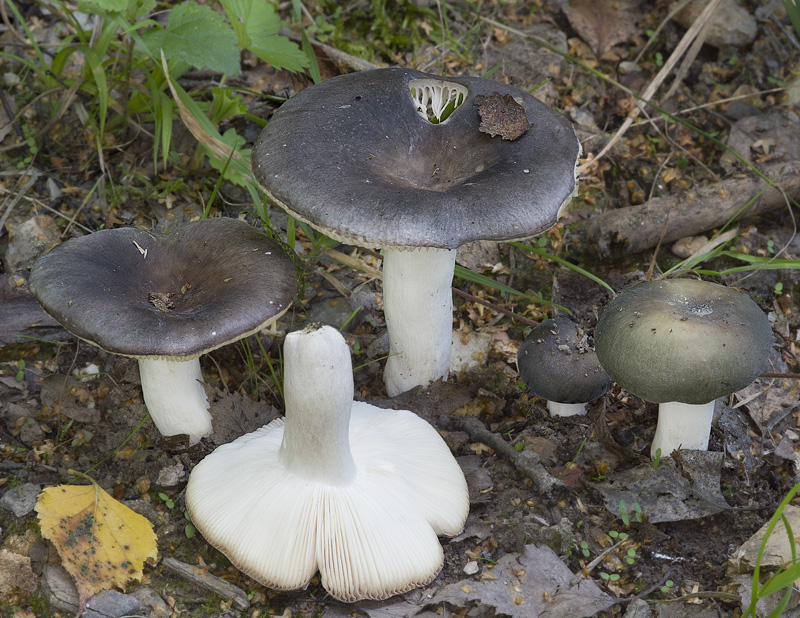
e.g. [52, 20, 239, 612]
[28, 217, 298, 444]
[250, 67, 580, 397]
[593, 278, 773, 459]
[185, 323, 469, 602]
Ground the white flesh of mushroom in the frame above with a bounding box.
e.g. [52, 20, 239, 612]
[382, 246, 457, 397]
[137, 357, 212, 444]
[650, 400, 715, 459]
[185, 324, 469, 602]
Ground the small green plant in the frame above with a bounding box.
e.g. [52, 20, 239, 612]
[661, 579, 675, 594]
[775, 282, 784, 295]
[580, 540, 590, 558]
[619, 500, 644, 525]
[652, 448, 662, 468]
[184, 510, 196, 539]
[158, 492, 175, 510]
[14, 360, 25, 382]
[599, 571, 620, 582]
[743, 480, 800, 617]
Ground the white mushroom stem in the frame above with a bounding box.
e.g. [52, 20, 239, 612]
[650, 400, 715, 459]
[382, 246, 457, 397]
[281, 325, 357, 485]
[137, 358, 212, 444]
[547, 401, 588, 417]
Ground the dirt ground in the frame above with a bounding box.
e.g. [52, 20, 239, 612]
[2, 1, 800, 617]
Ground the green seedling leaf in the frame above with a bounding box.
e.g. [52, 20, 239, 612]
[220, 0, 308, 72]
[79, 0, 128, 15]
[211, 87, 248, 125]
[142, 2, 239, 75]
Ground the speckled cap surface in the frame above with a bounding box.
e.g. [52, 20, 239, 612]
[594, 279, 772, 404]
[518, 317, 611, 403]
[29, 218, 297, 359]
[251, 67, 580, 249]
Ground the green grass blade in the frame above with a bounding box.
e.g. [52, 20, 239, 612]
[509, 241, 615, 294]
[453, 264, 568, 313]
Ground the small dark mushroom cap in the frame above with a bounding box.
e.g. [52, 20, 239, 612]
[29, 218, 297, 360]
[251, 67, 580, 250]
[594, 279, 772, 404]
[517, 317, 611, 403]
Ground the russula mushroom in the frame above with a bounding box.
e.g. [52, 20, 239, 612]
[251, 67, 580, 397]
[594, 279, 772, 459]
[185, 323, 469, 602]
[517, 317, 611, 417]
[29, 217, 297, 444]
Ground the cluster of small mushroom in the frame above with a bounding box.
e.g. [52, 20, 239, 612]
[517, 279, 773, 461]
[27, 67, 589, 602]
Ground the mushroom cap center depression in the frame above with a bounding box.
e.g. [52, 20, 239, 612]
[251, 68, 580, 250]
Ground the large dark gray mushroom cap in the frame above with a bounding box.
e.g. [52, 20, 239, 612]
[29, 218, 297, 359]
[517, 317, 611, 403]
[251, 68, 580, 249]
[594, 279, 772, 404]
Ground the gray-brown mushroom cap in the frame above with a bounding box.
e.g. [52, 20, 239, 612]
[518, 317, 611, 404]
[29, 218, 298, 360]
[251, 67, 580, 250]
[594, 279, 772, 404]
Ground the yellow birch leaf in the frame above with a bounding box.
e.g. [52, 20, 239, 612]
[35, 470, 158, 614]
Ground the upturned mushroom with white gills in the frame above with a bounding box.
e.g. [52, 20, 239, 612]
[517, 317, 611, 417]
[594, 279, 773, 459]
[185, 324, 469, 602]
[251, 67, 580, 397]
[28, 218, 297, 444]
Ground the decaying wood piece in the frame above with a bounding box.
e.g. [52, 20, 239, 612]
[584, 162, 800, 259]
[161, 557, 249, 611]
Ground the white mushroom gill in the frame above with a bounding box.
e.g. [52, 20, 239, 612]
[409, 79, 468, 123]
[137, 357, 211, 444]
[185, 324, 469, 602]
[382, 246, 457, 397]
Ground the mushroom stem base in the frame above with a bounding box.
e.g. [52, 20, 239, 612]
[138, 357, 212, 444]
[650, 400, 715, 459]
[547, 401, 588, 417]
[382, 247, 457, 397]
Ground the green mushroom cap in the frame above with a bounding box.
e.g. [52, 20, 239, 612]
[594, 279, 772, 404]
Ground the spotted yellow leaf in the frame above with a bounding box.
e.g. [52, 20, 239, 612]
[35, 470, 157, 613]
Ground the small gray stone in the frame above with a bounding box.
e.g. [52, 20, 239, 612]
[131, 587, 171, 618]
[18, 417, 45, 445]
[624, 598, 652, 618]
[85, 589, 141, 618]
[41, 563, 80, 614]
[4, 214, 62, 273]
[156, 458, 185, 487]
[0, 482, 41, 517]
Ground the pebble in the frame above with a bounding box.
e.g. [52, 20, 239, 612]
[41, 564, 142, 617]
[672, 0, 757, 49]
[85, 589, 141, 618]
[156, 459, 185, 487]
[3, 214, 62, 273]
[131, 587, 171, 618]
[0, 483, 41, 517]
[18, 417, 45, 445]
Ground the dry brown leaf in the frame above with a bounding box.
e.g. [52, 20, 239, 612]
[474, 92, 530, 140]
[35, 470, 158, 614]
[565, 0, 639, 58]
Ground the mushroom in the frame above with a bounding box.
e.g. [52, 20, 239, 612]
[185, 324, 469, 602]
[593, 279, 772, 459]
[251, 67, 580, 396]
[517, 317, 611, 417]
[28, 217, 297, 443]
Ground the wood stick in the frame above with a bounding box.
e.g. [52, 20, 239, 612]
[583, 162, 800, 259]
